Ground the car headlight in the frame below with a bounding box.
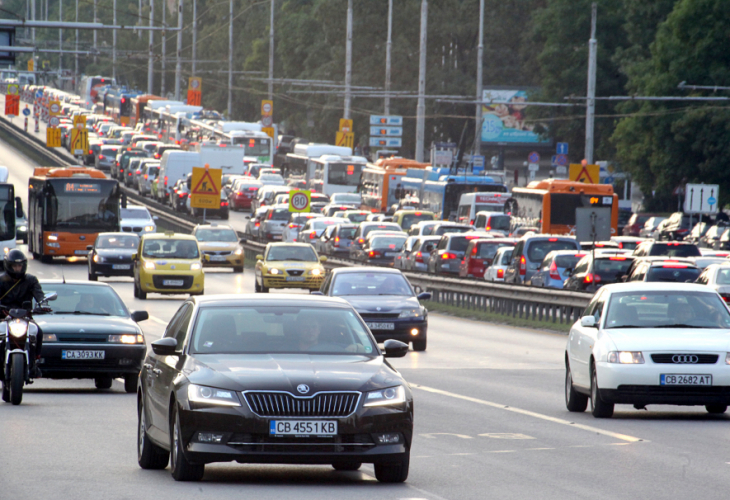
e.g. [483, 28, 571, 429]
[311, 268, 322, 276]
[398, 308, 421, 319]
[108, 334, 144, 344]
[190, 262, 202, 271]
[144, 225, 155, 232]
[8, 320, 28, 338]
[607, 351, 645, 364]
[364, 386, 406, 407]
[43, 333, 58, 342]
[269, 268, 280, 275]
[143, 261, 156, 270]
[187, 384, 241, 407]
[18, 225, 27, 232]
[93, 254, 103, 263]
[235, 246, 243, 255]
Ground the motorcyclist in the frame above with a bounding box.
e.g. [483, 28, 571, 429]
[0, 249, 48, 378]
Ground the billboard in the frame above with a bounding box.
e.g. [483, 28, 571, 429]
[480, 90, 549, 145]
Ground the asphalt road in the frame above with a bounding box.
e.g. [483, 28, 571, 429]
[1, 137, 730, 500]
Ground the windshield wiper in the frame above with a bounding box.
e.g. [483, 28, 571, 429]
[654, 323, 709, 328]
[54, 311, 110, 316]
[606, 325, 646, 329]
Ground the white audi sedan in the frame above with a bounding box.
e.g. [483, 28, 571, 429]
[565, 282, 730, 418]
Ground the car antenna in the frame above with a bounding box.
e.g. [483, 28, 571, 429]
[61, 265, 66, 284]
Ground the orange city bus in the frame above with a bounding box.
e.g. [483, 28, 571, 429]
[506, 179, 618, 236]
[359, 158, 429, 213]
[130, 94, 165, 128]
[28, 167, 122, 262]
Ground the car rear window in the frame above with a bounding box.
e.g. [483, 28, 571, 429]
[500, 249, 514, 265]
[345, 212, 369, 223]
[646, 266, 700, 283]
[593, 258, 633, 283]
[370, 236, 407, 249]
[554, 254, 583, 268]
[648, 243, 701, 257]
[339, 227, 357, 239]
[363, 224, 401, 237]
[527, 240, 579, 262]
[449, 236, 472, 253]
[486, 215, 511, 231]
[270, 208, 290, 220]
[474, 242, 513, 259]
[434, 225, 472, 236]
[401, 213, 434, 230]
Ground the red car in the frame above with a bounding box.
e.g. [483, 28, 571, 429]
[229, 180, 262, 211]
[459, 238, 516, 279]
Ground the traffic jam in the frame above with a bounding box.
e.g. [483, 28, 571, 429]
[2, 76, 730, 492]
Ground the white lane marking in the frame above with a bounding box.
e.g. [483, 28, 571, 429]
[413, 384, 646, 443]
[149, 315, 168, 325]
[479, 433, 534, 440]
[420, 433, 472, 440]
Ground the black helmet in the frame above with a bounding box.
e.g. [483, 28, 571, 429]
[4, 249, 27, 280]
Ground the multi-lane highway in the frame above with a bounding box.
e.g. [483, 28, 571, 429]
[1, 138, 729, 500]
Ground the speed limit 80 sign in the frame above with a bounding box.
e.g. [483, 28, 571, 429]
[288, 190, 311, 213]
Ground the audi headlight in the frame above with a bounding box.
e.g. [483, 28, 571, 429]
[144, 225, 155, 232]
[398, 308, 421, 319]
[607, 351, 645, 364]
[143, 261, 156, 270]
[364, 386, 406, 407]
[269, 268, 280, 275]
[311, 268, 322, 276]
[187, 384, 241, 407]
[8, 320, 28, 338]
[108, 334, 144, 344]
[190, 262, 202, 271]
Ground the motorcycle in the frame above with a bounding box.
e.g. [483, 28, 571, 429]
[0, 292, 56, 405]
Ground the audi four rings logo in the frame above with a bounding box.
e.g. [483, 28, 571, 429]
[297, 384, 310, 394]
[672, 354, 699, 364]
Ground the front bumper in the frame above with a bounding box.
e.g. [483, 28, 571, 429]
[39, 343, 145, 379]
[435, 260, 460, 275]
[177, 400, 413, 466]
[138, 270, 205, 294]
[263, 274, 325, 290]
[203, 253, 244, 268]
[365, 319, 427, 343]
[90, 261, 134, 277]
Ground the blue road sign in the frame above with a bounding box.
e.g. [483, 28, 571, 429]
[604, 176, 614, 184]
[708, 196, 717, 206]
[528, 151, 540, 163]
[473, 155, 485, 168]
[22, 108, 30, 116]
[35, 90, 43, 99]
[556, 142, 569, 155]
[556, 154, 568, 166]
[369, 115, 403, 126]
[551, 155, 558, 166]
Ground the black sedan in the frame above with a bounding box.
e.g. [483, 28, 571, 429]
[317, 267, 430, 351]
[87, 233, 140, 280]
[137, 294, 413, 482]
[37, 281, 148, 392]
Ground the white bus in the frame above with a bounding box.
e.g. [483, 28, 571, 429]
[0, 166, 21, 253]
[310, 154, 368, 196]
[77, 75, 116, 109]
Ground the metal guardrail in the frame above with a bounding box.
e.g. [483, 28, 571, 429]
[2, 106, 592, 327]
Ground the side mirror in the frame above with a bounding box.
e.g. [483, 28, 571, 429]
[417, 292, 432, 301]
[239, 237, 247, 245]
[121, 192, 128, 209]
[131, 253, 137, 260]
[383, 339, 409, 358]
[204, 254, 211, 262]
[256, 254, 264, 260]
[43, 292, 57, 302]
[86, 245, 93, 251]
[131, 310, 149, 322]
[319, 255, 328, 262]
[151, 337, 179, 356]
[152, 216, 159, 220]
[580, 316, 597, 328]
[15, 196, 23, 218]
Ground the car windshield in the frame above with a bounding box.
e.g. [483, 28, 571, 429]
[43, 284, 129, 317]
[370, 236, 407, 249]
[142, 238, 199, 259]
[195, 228, 238, 242]
[121, 208, 151, 220]
[646, 266, 700, 283]
[96, 234, 139, 248]
[647, 243, 701, 257]
[260, 174, 284, 182]
[191, 306, 376, 355]
[400, 213, 433, 230]
[267, 246, 318, 262]
[332, 272, 413, 296]
[527, 241, 578, 262]
[604, 291, 730, 329]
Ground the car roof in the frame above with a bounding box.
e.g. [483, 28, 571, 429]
[95, 232, 139, 238]
[192, 294, 352, 308]
[141, 232, 197, 241]
[194, 223, 234, 230]
[600, 282, 711, 293]
[331, 267, 404, 275]
[40, 279, 114, 287]
[266, 242, 317, 248]
[647, 260, 698, 268]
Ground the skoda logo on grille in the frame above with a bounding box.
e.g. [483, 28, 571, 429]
[297, 384, 310, 394]
[672, 354, 699, 364]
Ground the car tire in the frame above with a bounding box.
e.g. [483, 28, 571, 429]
[133, 280, 139, 298]
[261, 284, 269, 293]
[233, 266, 243, 273]
[170, 405, 205, 481]
[95, 376, 113, 390]
[374, 453, 410, 483]
[137, 397, 169, 469]
[590, 365, 614, 418]
[332, 462, 362, 471]
[138, 284, 147, 300]
[412, 339, 427, 351]
[565, 362, 588, 412]
[88, 272, 98, 281]
[124, 373, 138, 394]
[705, 404, 727, 414]
[254, 279, 261, 293]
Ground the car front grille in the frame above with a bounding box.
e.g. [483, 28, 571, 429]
[56, 335, 108, 343]
[243, 391, 360, 418]
[122, 226, 143, 233]
[204, 250, 232, 256]
[359, 312, 400, 320]
[227, 433, 375, 453]
[650, 354, 719, 364]
[287, 270, 304, 277]
[152, 275, 194, 289]
[264, 276, 323, 287]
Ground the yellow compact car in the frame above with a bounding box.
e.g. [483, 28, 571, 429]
[255, 242, 327, 293]
[192, 223, 244, 273]
[133, 232, 205, 299]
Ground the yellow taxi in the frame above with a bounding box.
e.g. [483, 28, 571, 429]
[192, 223, 244, 273]
[254, 242, 327, 293]
[132, 232, 205, 299]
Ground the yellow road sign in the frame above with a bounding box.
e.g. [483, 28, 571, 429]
[27, 59, 34, 72]
[73, 114, 87, 128]
[190, 165, 222, 209]
[6, 84, 19, 95]
[188, 77, 202, 91]
[70, 129, 89, 156]
[336, 131, 354, 148]
[261, 100, 273, 117]
[339, 118, 353, 133]
[288, 190, 311, 213]
[262, 126, 275, 138]
[569, 163, 600, 184]
[49, 100, 61, 116]
[46, 127, 61, 148]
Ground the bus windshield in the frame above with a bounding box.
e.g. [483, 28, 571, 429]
[44, 179, 120, 232]
[0, 185, 16, 242]
[233, 137, 270, 157]
[328, 162, 362, 186]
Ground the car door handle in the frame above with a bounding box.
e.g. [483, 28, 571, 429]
[144, 363, 154, 370]
[152, 368, 162, 376]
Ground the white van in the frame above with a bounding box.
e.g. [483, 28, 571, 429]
[156, 151, 201, 204]
[456, 192, 511, 225]
[473, 211, 512, 234]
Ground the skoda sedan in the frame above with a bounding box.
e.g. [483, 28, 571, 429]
[137, 295, 413, 482]
[565, 282, 730, 418]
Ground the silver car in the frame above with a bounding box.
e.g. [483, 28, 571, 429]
[137, 164, 160, 196]
[95, 145, 121, 172]
[246, 207, 269, 240]
[404, 236, 441, 272]
[259, 204, 290, 242]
